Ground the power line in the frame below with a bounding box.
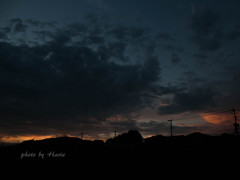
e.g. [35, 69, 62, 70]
[159, 107, 240, 136]
[171, 108, 235, 121]
[167, 119, 173, 137]
[231, 108, 239, 136]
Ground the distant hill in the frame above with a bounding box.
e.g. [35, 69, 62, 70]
[105, 130, 143, 153]
[186, 132, 211, 138]
[18, 136, 105, 159]
[0, 130, 240, 162]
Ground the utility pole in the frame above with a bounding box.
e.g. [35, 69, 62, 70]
[232, 108, 239, 136]
[167, 119, 173, 137]
[81, 132, 84, 140]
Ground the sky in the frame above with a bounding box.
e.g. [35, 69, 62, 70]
[0, 0, 240, 142]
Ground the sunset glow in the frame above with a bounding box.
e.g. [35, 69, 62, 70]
[201, 113, 232, 125]
[0, 0, 239, 144]
[0, 135, 54, 143]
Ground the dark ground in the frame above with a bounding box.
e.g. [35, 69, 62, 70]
[1, 130, 239, 166]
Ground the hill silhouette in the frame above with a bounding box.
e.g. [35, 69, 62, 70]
[105, 130, 143, 153]
[1, 130, 240, 162]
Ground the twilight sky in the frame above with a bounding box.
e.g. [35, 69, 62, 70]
[0, 0, 240, 142]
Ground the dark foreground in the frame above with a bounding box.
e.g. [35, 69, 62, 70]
[1, 130, 240, 164]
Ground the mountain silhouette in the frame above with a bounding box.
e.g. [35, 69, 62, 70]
[1, 130, 240, 163]
[105, 130, 143, 153]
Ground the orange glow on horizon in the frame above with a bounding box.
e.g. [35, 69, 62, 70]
[0, 135, 54, 143]
[0, 134, 104, 143]
[201, 113, 232, 125]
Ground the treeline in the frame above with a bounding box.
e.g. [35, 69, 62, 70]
[1, 130, 240, 161]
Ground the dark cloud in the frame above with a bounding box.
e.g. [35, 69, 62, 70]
[193, 54, 208, 59]
[189, 8, 220, 36]
[189, 33, 222, 51]
[193, 54, 209, 67]
[1, 2, 238, 138]
[138, 120, 196, 136]
[158, 87, 216, 115]
[8, 18, 28, 33]
[86, 0, 112, 11]
[25, 19, 57, 27]
[156, 32, 174, 41]
[67, 22, 88, 35]
[108, 42, 126, 60]
[0, 27, 10, 39]
[108, 119, 138, 132]
[139, 120, 169, 134]
[83, 35, 105, 45]
[107, 25, 149, 42]
[159, 44, 185, 53]
[181, 71, 206, 85]
[213, 67, 240, 109]
[225, 25, 240, 41]
[33, 30, 54, 42]
[171, 53, 181, 64]
[187, 7, 222, 51]
[128, 26, 150, 39]
[0, 18, 162, 135]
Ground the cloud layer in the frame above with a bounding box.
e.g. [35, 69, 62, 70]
[0, 17, 164, 137]
[1, 4, 240, 139]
